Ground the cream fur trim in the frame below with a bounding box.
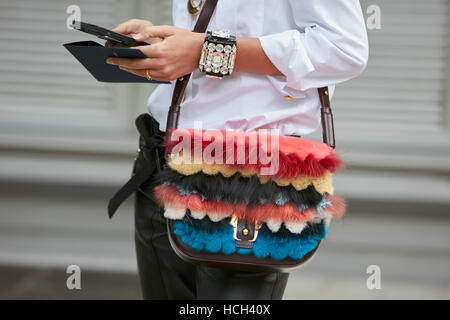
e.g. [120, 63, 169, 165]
[163, 205, 186, 220]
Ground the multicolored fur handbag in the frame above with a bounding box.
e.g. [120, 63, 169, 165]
[154, 118, 345, 271]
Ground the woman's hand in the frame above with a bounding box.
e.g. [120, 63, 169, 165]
[106, 23, 205, 81]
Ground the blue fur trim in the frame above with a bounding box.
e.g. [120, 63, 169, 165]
[173, 220, 327, 260]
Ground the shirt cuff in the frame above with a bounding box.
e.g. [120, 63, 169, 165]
[258, 29, 315, 97]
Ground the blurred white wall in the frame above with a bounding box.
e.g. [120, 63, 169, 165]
[0, 0, 449, 299]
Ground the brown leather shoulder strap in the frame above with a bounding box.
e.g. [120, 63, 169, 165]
[318, 87, 336, 148]
[166, 0, 336, 148]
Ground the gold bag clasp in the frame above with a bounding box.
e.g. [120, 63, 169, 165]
[230, 215, 261, 242]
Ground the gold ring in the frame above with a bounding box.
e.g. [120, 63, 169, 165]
[145, 69, 152, 81]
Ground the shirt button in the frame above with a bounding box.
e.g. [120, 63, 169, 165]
[284, 95, 293, 100]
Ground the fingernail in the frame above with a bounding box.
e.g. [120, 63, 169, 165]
[106, 58, 113, 64]
[133, 33, 143, 40]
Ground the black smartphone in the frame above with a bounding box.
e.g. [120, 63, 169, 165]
[71, 21, 148, 47]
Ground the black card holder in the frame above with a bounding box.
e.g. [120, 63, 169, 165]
[63, 40, 169, 83]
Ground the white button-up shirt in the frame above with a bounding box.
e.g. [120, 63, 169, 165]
[147, 0, 369, 136]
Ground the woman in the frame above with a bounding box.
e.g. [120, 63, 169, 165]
[107, 0, 368, 299]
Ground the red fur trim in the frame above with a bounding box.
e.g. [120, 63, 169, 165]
[155, 184, 344, 224]
[163, 128, 344, 178]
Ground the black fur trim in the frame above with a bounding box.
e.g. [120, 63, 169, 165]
[157, 167, 323, 208]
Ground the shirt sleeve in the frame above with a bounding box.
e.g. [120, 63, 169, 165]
[257, 0, 369, 96]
